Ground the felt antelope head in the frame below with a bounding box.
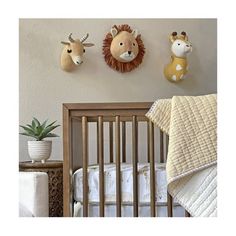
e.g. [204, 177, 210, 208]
[164, 31, 192, 82]
[60, 33, 94, 72]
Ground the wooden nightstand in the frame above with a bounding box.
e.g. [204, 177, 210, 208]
[19, 160, 63, 217]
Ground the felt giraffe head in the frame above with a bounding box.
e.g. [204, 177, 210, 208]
[164, 31, 192, 82]
[169, 31, 192, 58]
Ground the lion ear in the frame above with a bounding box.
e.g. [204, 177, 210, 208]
[111, 27, 118, 38]
[131, 29, 139, 39]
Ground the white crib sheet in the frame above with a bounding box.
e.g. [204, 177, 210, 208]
[73, 202, 185, 217]
[73, 163, 170, 203]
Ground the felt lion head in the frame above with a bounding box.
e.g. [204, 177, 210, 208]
[103, 24, 145, 73]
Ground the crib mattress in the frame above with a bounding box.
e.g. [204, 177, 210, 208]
[73, 163, 170, 203]
[73, 202, 185, 217]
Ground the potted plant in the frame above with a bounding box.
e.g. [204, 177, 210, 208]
[20, 118, 60, 163]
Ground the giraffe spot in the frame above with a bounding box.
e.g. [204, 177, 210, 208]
[172, 75, 177, 81]
[176, 64, 182, 71]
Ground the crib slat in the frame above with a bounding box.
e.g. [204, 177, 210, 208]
[115, 116, 121, 217]
[165, 134, 169, 163]
[167, 192, 173, 217]
[148, 120, 156, 217]
[97, 122, 99, 164]
[98, 116, 105, 217]
[185, 210, 191, 217]
[147, 124, 150, 163]
[82, 116, 89, 217]
[109, 121, 114, 163]
[160, 130, 164, 163]
[132, 116, 139, 217]
[122, 121, 126, 163]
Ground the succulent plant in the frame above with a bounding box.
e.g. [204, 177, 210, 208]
[20, 117, 60, 141]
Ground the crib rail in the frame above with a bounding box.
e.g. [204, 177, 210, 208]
[63, 103, 191, 217]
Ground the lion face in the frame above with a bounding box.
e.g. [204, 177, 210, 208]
[103, 24, 145, 73]
[110, 31, 139, 63]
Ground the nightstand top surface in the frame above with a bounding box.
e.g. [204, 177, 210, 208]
[19, 160, 63, 169]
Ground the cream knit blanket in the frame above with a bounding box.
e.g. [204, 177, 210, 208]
[146, 94, 217, 217]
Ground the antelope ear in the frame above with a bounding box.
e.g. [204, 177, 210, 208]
[111, 27, 118, 38]
[131, 29, 139, 39]
[61, 41, 70, 45]
[83, 43, 95, 47]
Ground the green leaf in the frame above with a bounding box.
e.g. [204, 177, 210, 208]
[33, 117, 41, 127]
[46, 120, 57, 128]
[45, 125, 60, 134]
[36, 125, 44, 136]
[20, 125, 35, 135]
[19, 132, 38, 140]
[32, 120, 36, 129]
[41, 119, 48, 129]
[26, 124, 33, 129]
[45, 133, 59, 138]
[38, 125, 60, 140]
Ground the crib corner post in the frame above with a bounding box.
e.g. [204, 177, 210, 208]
[63, 104, 73, 217]
[167, 191, 173, 217]
[148, 120, 156, 217]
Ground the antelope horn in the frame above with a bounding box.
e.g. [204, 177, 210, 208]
[80, 33, 89, 43]
[68, 33, 75, 43]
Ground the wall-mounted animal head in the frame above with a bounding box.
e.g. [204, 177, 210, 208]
[164, 32, 192, 83]
[169, 31, 192, 58]
[103, 24, 145, 73]
[60, 33, 94, 72]
[110, 27, 139, 62]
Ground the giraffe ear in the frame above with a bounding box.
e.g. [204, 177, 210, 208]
[181, 31, 188, 41]
[169, 32, 177, 43]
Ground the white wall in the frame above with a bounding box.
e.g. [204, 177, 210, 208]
[19, 18, 217, 161]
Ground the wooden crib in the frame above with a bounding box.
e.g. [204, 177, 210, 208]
[63, 102, 191, 217]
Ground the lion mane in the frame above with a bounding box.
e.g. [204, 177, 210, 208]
[102, 24, 145, 73]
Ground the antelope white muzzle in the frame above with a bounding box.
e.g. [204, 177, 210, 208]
[72, 56, 83, 65]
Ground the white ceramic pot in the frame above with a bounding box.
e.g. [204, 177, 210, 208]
[28, 140, 52, 163]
